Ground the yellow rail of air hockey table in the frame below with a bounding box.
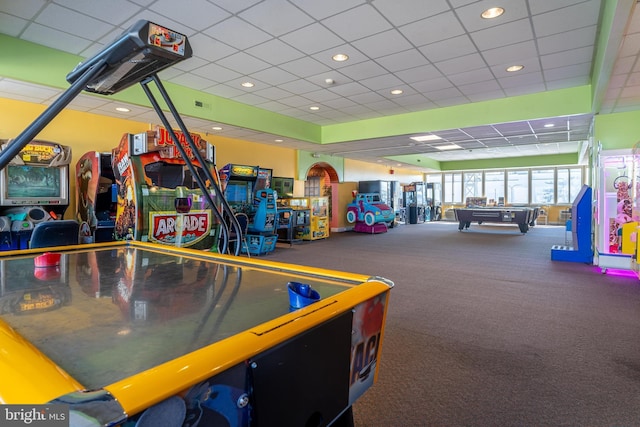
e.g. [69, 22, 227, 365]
[0, 241, 393, 427]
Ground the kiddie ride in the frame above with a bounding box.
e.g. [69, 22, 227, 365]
[346, 192, 394, 234]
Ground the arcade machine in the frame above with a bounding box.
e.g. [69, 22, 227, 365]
[111, 127, 220, 251]
[305, 196, 330, 240]
[402, 182, 427, 224]
[0, 140, 72, 251]
[594, 153, 636, 272]
[272, 177, 298, 244]
[278, 197, 312, 242]
[426, 182, 442, 221]
[551, 184, 594, 263]
[358, 180, 400, 227]
[219, 164, 278, 255]
[76, 152, 117, 243]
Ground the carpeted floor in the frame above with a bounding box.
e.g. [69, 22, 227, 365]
[267, 221, 640, 427]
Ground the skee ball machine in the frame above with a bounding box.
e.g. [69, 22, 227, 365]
[111, 127, 219, 250]
[0, 140, 72, 250]
[0, 20, 394, 427]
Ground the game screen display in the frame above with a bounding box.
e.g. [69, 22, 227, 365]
[5, 165, 62, 198]
[226, 181, 250, 204]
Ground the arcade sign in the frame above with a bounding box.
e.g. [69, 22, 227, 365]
[148, 211, 211, 246]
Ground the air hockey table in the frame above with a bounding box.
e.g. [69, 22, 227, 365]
[454, 207, 538, 234]
[0, 241, 393, 427]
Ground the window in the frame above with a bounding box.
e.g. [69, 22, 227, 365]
[443, 173, 462, 203]
[531, 169, 555, 204]
[304, 177, 321, 197]
[557, 168, 583, 203]
[484, 171, 505, 204]
[507, 170, 529, 204]
[464, 172, 483, 198]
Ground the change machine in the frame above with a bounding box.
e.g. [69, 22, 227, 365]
[0, 140, 72, 250]
[76, 152, 117, 243]
[111, 127, 220, 250]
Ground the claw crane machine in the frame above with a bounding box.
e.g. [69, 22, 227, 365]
[595, 149, 636, 272]
[631, 143, 640, 276]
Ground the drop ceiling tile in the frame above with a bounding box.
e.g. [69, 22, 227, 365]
[231, 92, 270, 106]
[292, 0, 366, 20]
[150, 0, 231, 30]
[353, 29, 414, 59]
[170, 73, 217, 90]
[456, 0, 529, 33]
[327, 81, 370, 96]
[246, 38, 305, 65]
[250, 67, 299, 86]
[537, 26, 597, 55]
[203, 17, 271, 50]
[541, 46, 594, 69]
[0, 0, 46, 19]
[395, 65, 444, 84]
[470, 18, 534, 51]
[171, 56, 209, 72]
[0, 13, 28, 36]
[464, 126, 502, 138]
[239, 0, 314, 37]
[360, 73, 405, 91]
[448, 67, 495, 86]
[457, 79, 502, 96]
[532, 0, 601, 37]
[427, 87, 464, 100]
[399, 11, 465, 46]
[434, 53, 486, 75]
[376, 49, 430, 73]
[419, 35, 477, 63]
[481, 40, 538, 66]
[545, 76, 589, 90]
[35, 3, 115, 40]
[301, 88, 342, 103]
[279, 94, 317, 108]
[322, 4, 391, 42]
[189, 34, 237, 62]
[498, 71, 544, 88]
[339, 61, 388, 81]
[21, 23, 93, 54]
[372, 0, 450, 26]
[279, 79, 323, 94]
[280, 23, 344, 55]
[280, 56, 332, 78]
[216, 52, 271, 75]
[410, 77, 453, 92]
[490, 58, 541, 78]
[544, 62, 591, 81]
[212, 0, 263, 14]
[191, 62, 242, 83]
[252, 86, 294, 101]
[620, 32, 640, 57]
[202, 84, 246, 98]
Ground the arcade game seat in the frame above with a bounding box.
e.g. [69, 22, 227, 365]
[29, 220, 80, 249]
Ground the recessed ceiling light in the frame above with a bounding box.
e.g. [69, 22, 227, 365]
[390, 89, 403, 95]
[544, 123, 555, 128]
[241, 82, 254, 88]
[274, 139, 283, 142]
[115, 107, 130, 112]
[309, 106, 320, 111]
[481, 7, 504, 19]
[332, 53, 349, 62]
[410, 135, 442, 142]
[435, 143, 462, 151]
[506, 65, 524, 72]
[212, 126, 223, 130]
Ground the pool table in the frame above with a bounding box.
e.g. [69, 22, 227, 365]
[454, 207, 537, 234]
[0, 241, 393, 427]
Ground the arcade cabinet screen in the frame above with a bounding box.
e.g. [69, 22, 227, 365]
[144, 162, 185, 188]
[5, 165, 62, 198]
[226, 181, 249, 204]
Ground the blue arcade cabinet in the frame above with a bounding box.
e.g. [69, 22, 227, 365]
[551, 185, 593, 263]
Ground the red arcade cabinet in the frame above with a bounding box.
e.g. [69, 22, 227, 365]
[111, 127, 220, 250]
[0, 140, 72, 250]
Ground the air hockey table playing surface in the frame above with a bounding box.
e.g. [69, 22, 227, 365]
[0, 241, 393, 427]
[454, 207, 537, 234]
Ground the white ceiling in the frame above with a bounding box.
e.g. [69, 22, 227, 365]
[0, 0, 638, 170]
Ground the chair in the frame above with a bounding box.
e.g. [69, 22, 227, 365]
[227, 213, 250, 257]
[29, 220, 80, 249]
